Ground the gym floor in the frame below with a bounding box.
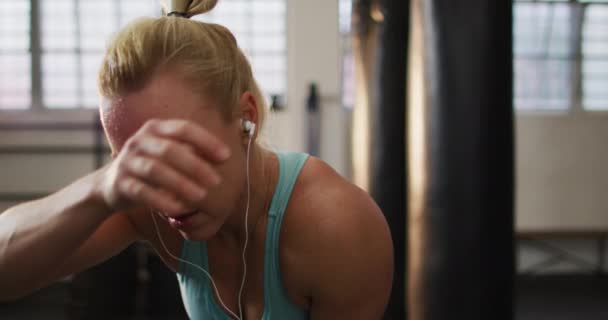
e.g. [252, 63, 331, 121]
[1, 275, 607, 319]
[516, 275, 608, 320]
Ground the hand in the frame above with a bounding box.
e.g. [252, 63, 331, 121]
[93, 119, 231, 216]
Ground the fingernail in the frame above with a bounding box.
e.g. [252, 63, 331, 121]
[217, 147, 231, 160]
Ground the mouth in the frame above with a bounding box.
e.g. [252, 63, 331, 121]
[165, 209, 199, 228]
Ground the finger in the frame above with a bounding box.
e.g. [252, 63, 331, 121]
[152, 188, 200, 217]
[118, 176, 187, 215]
[124, 156, 208, 206]
[151, 119, 231, 162]
[134, 136, 222, 187]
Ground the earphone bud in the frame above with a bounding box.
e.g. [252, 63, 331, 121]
[241, 119, 256, 138]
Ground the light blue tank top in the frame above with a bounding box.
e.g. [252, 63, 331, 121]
[176, 151, 310, 320]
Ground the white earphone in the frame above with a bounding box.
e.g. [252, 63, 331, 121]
[150, 118, 257, 320]
[241, 119, 256, 138]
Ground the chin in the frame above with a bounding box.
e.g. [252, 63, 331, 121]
[178, 221, 223, 241]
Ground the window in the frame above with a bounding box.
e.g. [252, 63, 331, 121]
[582, 3, 608, 110]
[514, 1, 575, 110]
[41, 0, 158, 109]
[338, 0, 608, 112]
[0, 0, 30, 109]
[0, 0, 287, 111]
[514, 0, 608, 111]
[194, 0, 286, 101]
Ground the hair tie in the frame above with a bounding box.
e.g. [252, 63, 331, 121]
[167, 11, 188, 17]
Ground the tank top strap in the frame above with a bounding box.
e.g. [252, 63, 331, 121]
[263, 151, 309, 318]
[267, 152, 309, 219]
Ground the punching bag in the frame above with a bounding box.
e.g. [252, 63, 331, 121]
[407, 0, 514, 320]
[369, 0, 409, 319]
[352, 0, 409, 318]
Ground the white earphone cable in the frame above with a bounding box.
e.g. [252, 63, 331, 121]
[149, 130, 254, 320]
[237, 134, 253, 320]
[150, 211, 241, 320]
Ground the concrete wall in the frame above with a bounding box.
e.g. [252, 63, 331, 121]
[267, 0, 349, 176]
[0, 112, 111, 213]
[517, 113, 608, 231]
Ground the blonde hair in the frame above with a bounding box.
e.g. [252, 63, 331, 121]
[98, 0, 266, 129]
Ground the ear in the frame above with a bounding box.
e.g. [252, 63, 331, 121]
[239, 91, 259, 132]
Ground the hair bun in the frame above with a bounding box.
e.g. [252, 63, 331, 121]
[161, 0, 218, 18]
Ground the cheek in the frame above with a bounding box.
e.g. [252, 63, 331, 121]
[206, 156, 246, 210]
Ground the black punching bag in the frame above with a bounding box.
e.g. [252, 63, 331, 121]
[407, 0, 514, 320]
[369, 0, 409, 319]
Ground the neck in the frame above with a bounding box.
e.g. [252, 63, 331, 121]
[215, 145, 276, 244]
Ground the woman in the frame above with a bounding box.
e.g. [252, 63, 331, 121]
[0, 0, 393, 319]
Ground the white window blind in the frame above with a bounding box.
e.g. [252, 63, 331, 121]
[514, 0, 608, 111]
[34, 0, 286, 109]
[41, 0, 157, 109]
[582, 3, 608, 110]
[194, 0, 286, 101]
[0, 0, 31, 110]
[514, 1, 576, 111]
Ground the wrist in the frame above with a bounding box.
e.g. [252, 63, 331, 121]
[79, 167, 115, 220]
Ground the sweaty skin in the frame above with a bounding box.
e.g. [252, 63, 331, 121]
[0, 71, 394, 320]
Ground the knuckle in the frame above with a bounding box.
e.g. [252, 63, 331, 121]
[124, 138, 140, 152]
[158, 141, 173, 157]
[142, 161, 161, 175]
[172, 121, 188, 135]
[130, 181, 143, 196]
[144, 119, 161, 130]
[139, 158, 155, 176]
[119, 177, 136, 195]
[118, 157, 132, 172]
[158, 120, 187, 135]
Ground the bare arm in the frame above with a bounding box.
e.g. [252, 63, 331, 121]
[0, 172, 120, 300]
[310, 184, 393, 320]
[0, 119, 230, 301]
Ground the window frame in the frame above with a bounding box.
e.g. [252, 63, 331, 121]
[0, 0, 96, 124]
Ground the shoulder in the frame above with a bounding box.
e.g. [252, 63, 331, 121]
[281, 156, 393, 315]
[286, 155, 388, 239]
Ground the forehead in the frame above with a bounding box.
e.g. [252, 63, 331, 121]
[100, 71, 218, 154]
